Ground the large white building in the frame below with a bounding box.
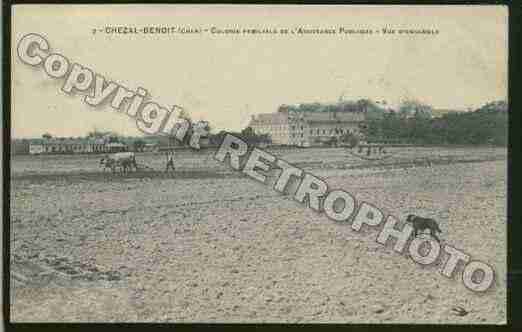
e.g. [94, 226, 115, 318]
[249, 109, 365, 147]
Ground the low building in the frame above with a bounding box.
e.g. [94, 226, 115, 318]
[11, 139, 30, 155]
[28, 138, 113, 154]
[106, 142, 127, 153]
[249, 109, 365, 147]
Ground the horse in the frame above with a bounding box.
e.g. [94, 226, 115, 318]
[100, 152, 137, 174]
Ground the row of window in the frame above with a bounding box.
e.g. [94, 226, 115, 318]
[290, 129, 355, 137]
[311, 128, 354, 135]
[255, 125, 357, 137]
[289, 126, 355, 135]
[32, 144, 111, 153]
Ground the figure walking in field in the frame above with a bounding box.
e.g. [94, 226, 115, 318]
[165, 150, 176, 172]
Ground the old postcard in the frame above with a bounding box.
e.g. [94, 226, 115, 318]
[8, 4, 507, 324]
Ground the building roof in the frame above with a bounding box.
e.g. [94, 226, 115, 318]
[249, 110, 365, 126]
[250, 113, 290, 125]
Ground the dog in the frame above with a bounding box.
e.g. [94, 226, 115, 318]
[406, 214, 442, 242]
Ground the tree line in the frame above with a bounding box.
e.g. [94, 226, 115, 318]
[279, 98, 507, 146]
[361, 100, 507, 146]
[208, 127, 272, 147]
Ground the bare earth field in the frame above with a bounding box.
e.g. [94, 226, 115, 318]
[9, 147, 507, 323]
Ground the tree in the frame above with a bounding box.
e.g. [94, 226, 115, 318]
[107, 136, 120, 143]
[476, 100, 507, 114]
[87, 129, 117, 140]
[239, 126, 271, 146]
[276, 99, 390, 118]
[240, 126, 256, 144]
[298, 102, 322, 113]
[241, 126, 255, 137]
[42, 133, 52, 139]
[398, 98, 433, 119]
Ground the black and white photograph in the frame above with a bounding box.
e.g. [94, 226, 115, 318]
[6, 3, 509, 324]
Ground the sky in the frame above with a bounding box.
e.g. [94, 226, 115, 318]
[11, 5, 508, 138]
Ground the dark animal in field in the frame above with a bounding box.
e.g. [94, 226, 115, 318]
[451, 306, 469, 316]
[100, 156, 117, 173]
[406, 214, 442, 242]
[100, 152, 138, 174]
[120, 157, 138, 174]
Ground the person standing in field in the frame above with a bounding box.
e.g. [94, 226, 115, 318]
[165, 150, 176, 172]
